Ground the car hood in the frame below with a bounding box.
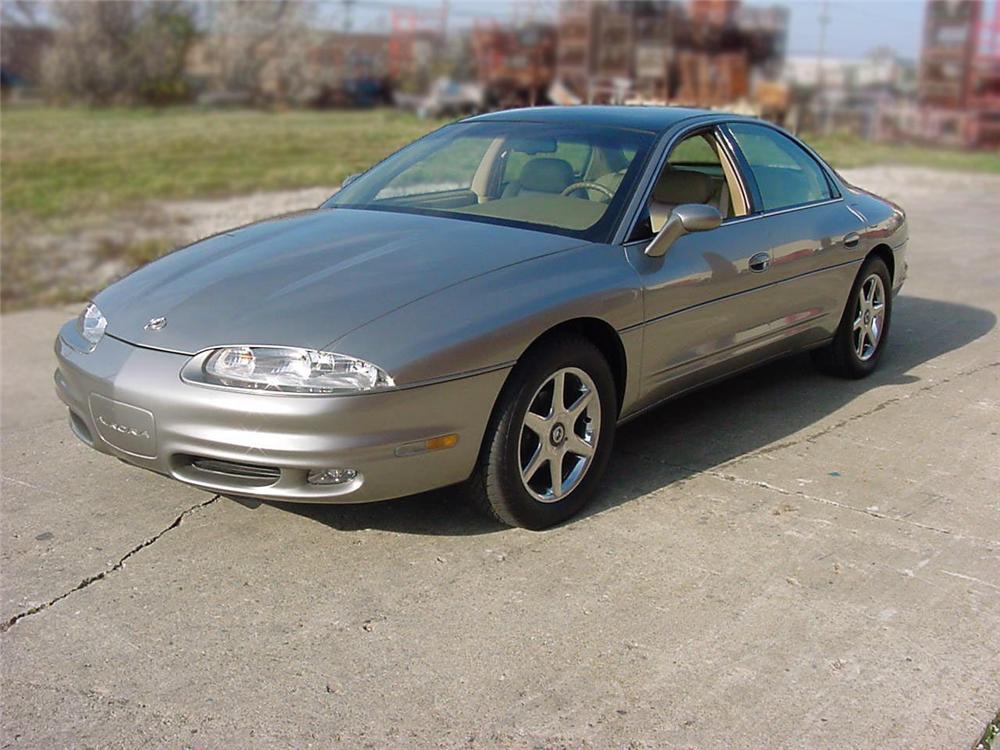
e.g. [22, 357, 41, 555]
[97, 208, 585, 355]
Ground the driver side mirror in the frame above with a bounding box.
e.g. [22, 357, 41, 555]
[644, 204, 722, 258]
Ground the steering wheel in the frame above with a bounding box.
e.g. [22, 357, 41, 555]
[560, 181, 614, 200]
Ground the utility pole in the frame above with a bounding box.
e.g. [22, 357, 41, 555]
[342, 0, 355, 33]
[440, 0, 450, 38]
[816, 0, 830, 133]
[437, 0, 450, 79]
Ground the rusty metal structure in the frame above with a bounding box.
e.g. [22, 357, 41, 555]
[555, 0, 787, 106]
[471, 20, 557, 108]
[918, 0, 1000, 146]
[388, 6, 447, 81]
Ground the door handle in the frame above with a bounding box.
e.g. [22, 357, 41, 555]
[748, 252, 771, 273]
[843, 232, 861, 248]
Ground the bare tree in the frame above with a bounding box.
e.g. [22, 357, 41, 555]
[41, 1, 198, 105]
[131, 1, 200, 103]
[208, 0, 317, 106]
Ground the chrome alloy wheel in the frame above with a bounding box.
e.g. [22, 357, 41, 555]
[518, 367, 601, 503]
[853, 273, 886, 361]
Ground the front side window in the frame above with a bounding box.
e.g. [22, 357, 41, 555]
[631, 129, 747, 240]
[327, 121, 655, 241]
[727, 123, 833, 212]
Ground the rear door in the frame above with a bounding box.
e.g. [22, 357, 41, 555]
[723, 122, 866, 342]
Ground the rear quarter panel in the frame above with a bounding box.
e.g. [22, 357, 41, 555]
[844, 185, 909, 291]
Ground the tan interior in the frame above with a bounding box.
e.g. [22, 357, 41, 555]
[649, 133, 747, 233]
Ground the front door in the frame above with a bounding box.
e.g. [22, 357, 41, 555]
[626, 126, 786, 410]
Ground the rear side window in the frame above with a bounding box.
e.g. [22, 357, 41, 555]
[728, 123, 833, 212]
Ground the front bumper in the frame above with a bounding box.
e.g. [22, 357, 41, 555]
[55, 323, 508, 503]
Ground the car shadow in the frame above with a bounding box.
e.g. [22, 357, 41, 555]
[266, 295, 996, 536]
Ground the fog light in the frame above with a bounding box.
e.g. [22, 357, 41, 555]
[307, 468, 359, 485]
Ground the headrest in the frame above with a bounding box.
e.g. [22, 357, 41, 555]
[519, 158, 575, 193]
[653, 169, 715, 205]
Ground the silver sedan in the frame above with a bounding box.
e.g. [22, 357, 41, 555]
[55, 106, 908, 528]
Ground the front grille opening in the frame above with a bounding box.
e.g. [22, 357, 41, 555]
[179, 455, 281, 487]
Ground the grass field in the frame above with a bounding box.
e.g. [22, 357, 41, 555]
[803, 132, 1000, 172]
[1, 107, 446, 222]
[4, 106, 999, 224]
[2, 105, 999, 309]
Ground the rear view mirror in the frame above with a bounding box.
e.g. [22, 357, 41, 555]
[341, 173, 361, 188]
[645, 203, 722, 258]
[507, 137, 557, 154]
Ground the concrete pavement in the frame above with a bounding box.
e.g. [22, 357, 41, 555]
[1, 167, 998, 748]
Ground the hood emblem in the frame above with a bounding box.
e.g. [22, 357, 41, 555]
[144, 316, 167, 331]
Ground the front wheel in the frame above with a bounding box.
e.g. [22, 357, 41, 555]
[812, 255, 893, 378]
[467, 335, 617, 529]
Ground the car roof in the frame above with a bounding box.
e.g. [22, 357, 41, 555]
[464, 105, 718, 133]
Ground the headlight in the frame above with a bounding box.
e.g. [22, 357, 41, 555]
[197, 346, 395, 394]
[75, 303, 107, 351]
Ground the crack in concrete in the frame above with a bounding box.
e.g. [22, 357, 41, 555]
[617, 358, 1000, 541]
[0, 495, 220, 634]
[0, 474, 67, 498]
[699, 469, 999, 546]
[13, 678, 196, 728]
[940, 571, 1000, 592]
[617, 453, 999, 546]
[716, 360, 1000, 471]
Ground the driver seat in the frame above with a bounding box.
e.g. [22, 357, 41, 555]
[503, 158, 574, 197]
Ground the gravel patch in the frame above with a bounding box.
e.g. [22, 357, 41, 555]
[840, 166, 1000, 204]
[162, 186, 338, 246]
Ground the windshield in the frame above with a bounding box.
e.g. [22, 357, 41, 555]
[326, 121, 656, 241]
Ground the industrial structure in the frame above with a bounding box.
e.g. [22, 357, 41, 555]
[6, 0, 999, 151]
[918, 0, 1000, 146]
[554, 0, 788, 108]
[386, 0, 789, 113]
[471, 21, 557, 109]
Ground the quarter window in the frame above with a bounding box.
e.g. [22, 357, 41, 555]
[728, 123, 833, 212]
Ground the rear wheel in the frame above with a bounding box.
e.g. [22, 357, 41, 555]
[468, 335, 617, 529]
[812, 255, 892, 378]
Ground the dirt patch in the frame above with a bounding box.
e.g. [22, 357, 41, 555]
[1, 186, 337, 310]
[160, 186, 338, 246]
[840, 166, 1000, 204]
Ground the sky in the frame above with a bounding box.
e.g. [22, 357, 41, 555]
[776, 0, 925, 60]
[335, 0, 929, 62]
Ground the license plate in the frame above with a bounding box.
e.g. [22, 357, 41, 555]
[89, 394, 157, 458]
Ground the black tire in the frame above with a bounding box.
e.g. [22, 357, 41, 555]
[812, 255, 893, 378]
[467, 334, 617, 529]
